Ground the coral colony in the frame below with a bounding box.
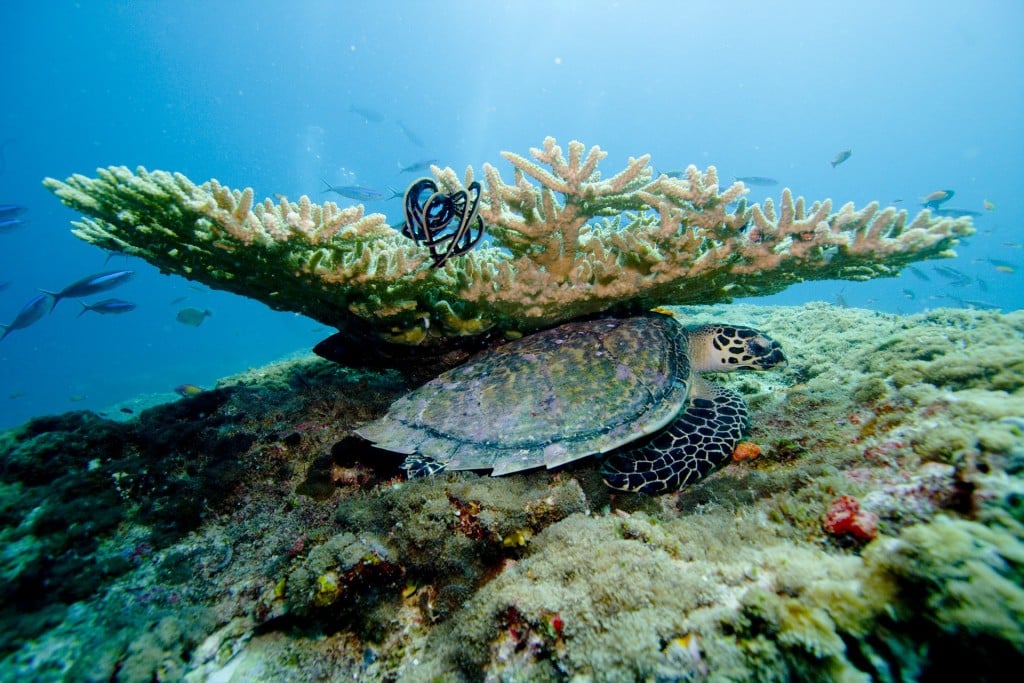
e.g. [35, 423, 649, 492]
[44, 137, 972, 345]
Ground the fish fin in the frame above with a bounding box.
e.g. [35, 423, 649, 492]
[76, 301, 89, 318]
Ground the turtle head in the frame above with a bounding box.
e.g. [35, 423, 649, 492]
[686, 324, 787, 373]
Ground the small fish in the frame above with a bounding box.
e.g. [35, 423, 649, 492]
[0, 280, 10, 292]
[834, 291, 848, 308]
[830, 149, 852, 168]
[44, 270, 134, 308]
[176, 307, 212, 327]
[932, 264, 965, 279]
[659, 169, 686, 179]
[119, 407, 135, 414]
[0, 204, 26, 218]
[1003, 242, 1022, 249]
[77, 298, 137, 317]
[398, 159, 438, 174]
[169, 295, 188, 305]
[920, 189, 954, 209]
[902, 289, 915, 300]
[906, 265, 930, 281]
[68, 394, 86, 402]
[983, 199, 996, 211]
[348, 104, 385, 123]
[0, 293, 54, 342]
[931, 207, 982, 218]
[320, 179, 385, 201]
[0, 217, 27, 233]
[985, 258, 1016, 270]
[174, 383, 204, 397]
[994, 265, 1015, 274]
[933, 265, 971, 285]
[734, 176, 779, 187]
[396, 120, 425, 148]
[945, 295, 1001, 311]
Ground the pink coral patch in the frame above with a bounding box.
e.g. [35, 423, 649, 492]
[823, 495, 879, 541]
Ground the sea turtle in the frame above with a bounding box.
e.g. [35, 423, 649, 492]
[357, 314, 786, 494]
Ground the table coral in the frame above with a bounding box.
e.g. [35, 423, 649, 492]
[43, 137, 973, 345]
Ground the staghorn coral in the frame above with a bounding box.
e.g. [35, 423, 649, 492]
[44, 137, 973, 344]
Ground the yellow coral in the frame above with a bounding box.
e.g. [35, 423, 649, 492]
[312, 571, 340, 607]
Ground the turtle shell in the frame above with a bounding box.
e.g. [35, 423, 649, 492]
[357, 316, 691, 476]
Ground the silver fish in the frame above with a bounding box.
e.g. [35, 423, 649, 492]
[932, 208, 982, 218]
[0, 217, 26, 233]
[396, 120, 425, 148]
[320, 179, 385, 201]
[1, 293, 54, 342]
[77, 298, 137, 317]
[348, 104, 385, 123]
[44, 270, 134, 308]
[906, 265, 930, 281]
[734, 176, 779, 186]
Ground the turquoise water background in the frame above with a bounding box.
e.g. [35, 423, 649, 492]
[0, 1, 1021, 429]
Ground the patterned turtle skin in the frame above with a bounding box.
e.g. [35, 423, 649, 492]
[357, 314, 786, 494]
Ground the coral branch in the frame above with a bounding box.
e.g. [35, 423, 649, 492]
[44, 138, 973, 347]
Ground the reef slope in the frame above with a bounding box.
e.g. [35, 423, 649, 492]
[1, 302, 1022, 681]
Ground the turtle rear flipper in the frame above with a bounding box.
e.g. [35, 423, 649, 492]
[601, 377, 749, 494]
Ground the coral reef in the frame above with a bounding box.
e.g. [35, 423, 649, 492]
[44, 138, 972, 344]
[1, 303, 1022, 681]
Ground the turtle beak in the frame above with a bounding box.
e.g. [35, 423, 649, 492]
[748, 337, 787, 369]
[766, 341, 787, 368]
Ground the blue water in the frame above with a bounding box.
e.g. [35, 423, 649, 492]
[0, 1, 1021, 430]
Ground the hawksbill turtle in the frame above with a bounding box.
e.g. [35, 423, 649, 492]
[357, 313, 786, 494]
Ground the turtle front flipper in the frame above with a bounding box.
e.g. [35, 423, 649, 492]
[601, 377, 749, 494]
[402, 454, 447, 478]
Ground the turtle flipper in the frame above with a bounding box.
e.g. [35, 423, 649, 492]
[402, 454, 447, 478]
[601, 377, 749, 494]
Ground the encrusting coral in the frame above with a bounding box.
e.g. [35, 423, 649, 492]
[44, 137, 973, 344]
